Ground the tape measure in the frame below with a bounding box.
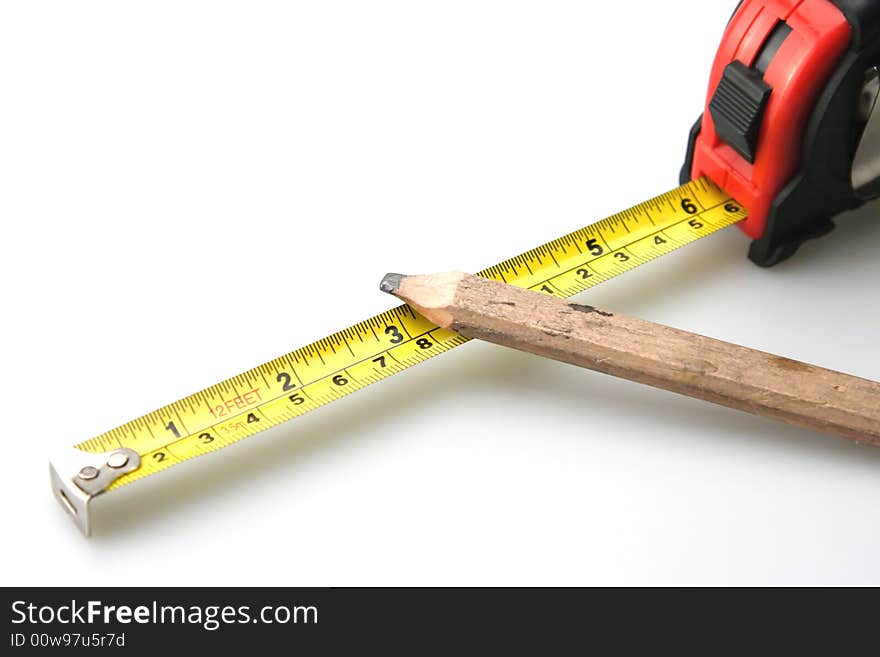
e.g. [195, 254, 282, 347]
[50, 0, 880, 534]
[49, 0, 880, 535]
[51, 177, 745, 534]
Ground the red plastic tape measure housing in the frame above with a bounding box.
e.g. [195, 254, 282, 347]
[690, 0, 850, 239]
[683, 0, 880, 266]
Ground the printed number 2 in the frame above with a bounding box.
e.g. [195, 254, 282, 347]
[276, 371, 296, 391]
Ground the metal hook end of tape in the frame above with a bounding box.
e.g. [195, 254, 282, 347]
[49, 448, 141, 536]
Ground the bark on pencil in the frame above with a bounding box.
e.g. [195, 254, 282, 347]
[381, 272, 880, 446]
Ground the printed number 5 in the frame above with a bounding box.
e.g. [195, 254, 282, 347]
[585, 238, 604, 256]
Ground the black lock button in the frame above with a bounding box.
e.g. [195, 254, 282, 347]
[709, 60, 772, 163]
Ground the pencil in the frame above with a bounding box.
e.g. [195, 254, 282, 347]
[380, 272, 880, 446]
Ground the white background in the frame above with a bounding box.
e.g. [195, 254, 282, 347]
[2, 1, 879, 586]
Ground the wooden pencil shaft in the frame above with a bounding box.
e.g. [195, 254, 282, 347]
[387, 272, 880, 446]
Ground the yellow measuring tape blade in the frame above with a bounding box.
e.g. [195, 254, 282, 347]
[75, 177, 745, 490]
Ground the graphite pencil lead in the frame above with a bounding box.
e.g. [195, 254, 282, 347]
[379, 273, 405, 294]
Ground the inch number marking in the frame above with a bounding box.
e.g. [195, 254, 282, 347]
[276, 372, 296, 391]
[385, 326, 404, 344]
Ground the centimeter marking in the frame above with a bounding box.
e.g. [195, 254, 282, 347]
[76, 177, 746, 490]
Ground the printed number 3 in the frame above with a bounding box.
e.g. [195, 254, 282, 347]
[385, 326, 404, 344]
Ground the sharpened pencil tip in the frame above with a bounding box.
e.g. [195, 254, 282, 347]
[379, 273, 405, 295]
